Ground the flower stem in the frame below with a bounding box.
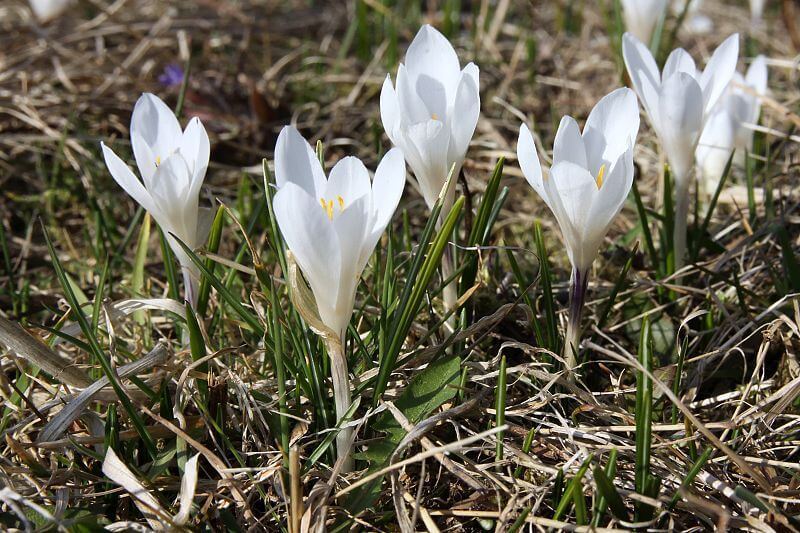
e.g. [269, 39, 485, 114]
[673, 177, 690, 273]
[182, 266, 199, 309]
[442, 245, 457, 330]
[564, 267, 588, 373]
[324, 336, 354, 473]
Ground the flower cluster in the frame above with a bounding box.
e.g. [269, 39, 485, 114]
[101, 21, 766, 466]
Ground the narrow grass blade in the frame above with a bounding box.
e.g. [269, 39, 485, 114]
[635, 316, 655, 521]
[43, 223, 158, 460]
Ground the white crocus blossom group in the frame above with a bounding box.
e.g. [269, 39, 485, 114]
[101, 93, 212, 306]
[621, 0, 668, 46]
[623, 32, 738, 268]
[518, 88, 640, 371]
[380, 24, 480, 214]
[696, 56, 768, 193]
[272, 126, 405, 471]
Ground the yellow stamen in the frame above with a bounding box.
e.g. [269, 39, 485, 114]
[431, 113, 439, 120]
[320, 198, 334, 220]
[337, 195, 345, 210]
[155, 156, 161, 166]
[595, 164, 606, 189]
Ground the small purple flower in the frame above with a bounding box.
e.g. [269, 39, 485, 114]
[158, 64, 184, 87]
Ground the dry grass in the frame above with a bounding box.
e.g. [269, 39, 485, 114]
[1, 0, 800, 530]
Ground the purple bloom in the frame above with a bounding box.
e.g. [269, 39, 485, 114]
[158, 64, 184, 87]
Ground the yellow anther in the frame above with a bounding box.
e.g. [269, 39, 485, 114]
[337, 195, 345, 210]
[431, 113, 439, 120]
[155, 156, 161, 166]
[595, 164, 606, 189]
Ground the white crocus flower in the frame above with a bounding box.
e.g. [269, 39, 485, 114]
[696, 56, 768, 194]
[29, 0, 72, 23]
[517, 88, 640, 372]
[621, 0, 668, 46]
[623, 32, 738, 268]
[380, 24, 479, 324]
[380, 24, 480, 214]
[101, 93, 212, 307]
[272, 126, 405, 471]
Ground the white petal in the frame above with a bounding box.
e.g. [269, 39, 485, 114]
[404, 119, 451, 210]
[623, 33, 661, 117]
[621, 0, 667, 45]
[370, 147, 406, 238]
[179, 117, 210, 198]
[131, 93, 182, 182]
[696, 109, 735, 192]
[662, 48, 698, 81]
[658, 73, 704, 181]
[447, 67, 480, 167]
[273, 183, 341, 330]
[583, 88, 640, 171]
[745, 55, 768, 113]
[544, 161, 600, 270]
[325, 156, 371, 206]
[461, 62, 480, 90]
[405, 24, 462, 103]
[29, 0, 72, 23]
[517, 123, 545, 200]
[101, 142, 157, 217]
[552, 116, 587, 169]
[699, 33, 740, 115]
[274, 126, 327, 197]
[149, 153, 197, 244]
[331, 195, 370, 335]
[380, 75, 401, 144]
[396, 63, 432, 124]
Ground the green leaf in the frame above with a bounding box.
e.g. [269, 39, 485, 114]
[593, 465, 627, 521]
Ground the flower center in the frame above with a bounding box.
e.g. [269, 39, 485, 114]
[431, 113, 439, 120]
[319, 196, 346, 220]
[595, 164, 606, 189]
[155, 155, 161, 167]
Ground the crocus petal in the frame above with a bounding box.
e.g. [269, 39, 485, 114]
[623, 33, 661, 116]
[621, 0, 667, 45]
[699, 33, 739, 115]
[274, 126, 327, 197]
[29, 0, 72, 23]
[447, 67, 480, 167]
[101, 142, 158, 217]
[405, 24, 461, 103]
[130, 93, 183, 182]
[583, 88, 640, 171]
[274, 183, 342, 327]
[370, 147, 406, 238]
[325, 156, 371, 206]
[662, 48, 698, 81]
[745, 55, 768, 119]
[380, 75, 401, 144]
[543, 161, 600, 270]
[404, 119, 451, 209]
[148, 153, 197, 242]
[658, 72, 704, 181]
[696, 108, 735, 192]
[517, 123, 545, 200]
[331, 195, 370, 322]
[552, 116, 587, 169]
[396, 63, 431, 125]
[179, 117, 210, 198]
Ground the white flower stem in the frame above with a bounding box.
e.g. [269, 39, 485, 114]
[324, 336, 354, 473]
[673, 174, 690, 273]
[182, 266, 199, 309]
[564, 267, 588, 374]
[442, 245, 457, 330]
